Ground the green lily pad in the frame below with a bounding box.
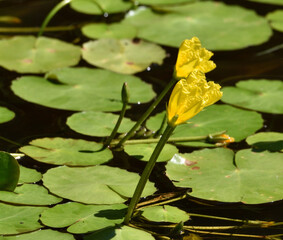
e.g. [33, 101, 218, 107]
[166, 148, 283, 204]
[138, 0, 195, 5]
[141, 205, 190, 223]
[266, 10, 283, 32]
[124, 143, 178, 162]
[19, 138, 112, 166]
[43, 165, 156, 204]
[146, 105, 263, 147]
[0, 229, 75, 240]
[246, 132, 283, 152]
[67, 111, 135, 137]
[41, 202, 127, 234]
[222, 79, 283, 114]
[246, 0, 283, 5]
[0, 184, 62, 205]
[70, 0, 132, 15]
[11, 67, 155, 111]
[123, 2, 272, 50]
[82, 23, 137, 39]
[0, 106, 15, 124]
[82, 39, 166, 74]
[0, 202, 46, 235]
[18, 165, 42, 184]
[0, 36, 81, 73]
[84, 225, 155, 240]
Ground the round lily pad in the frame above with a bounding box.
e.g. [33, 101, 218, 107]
[43, 165, 156, 204]
[222, 79, 283, 114]
[0, 106, 15, 124]
[20, 138, 112, 166]
[84, 225, 155, 240]
[166, 148, 283, 204]
[0, 36, 81, 73]
[246, 132, 283, 152]
[0, 184, 62, 206]
[0, 202, 46, 235]
[123, 2, 272, 50]
[266, 10, 283, 32]
[41, 202, 127, 234]
[67, 111, 135, 137]
[141, 205, 190, 223]
[82, 39, 166, 74]
[124, 143, 178, 162]
[18, 165, 42, 184]
[11, 67, 155, 111]
[70, 0, 132, 15]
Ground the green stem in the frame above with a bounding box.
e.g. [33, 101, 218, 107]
[116, 77, 177, 148]
[0, 25, 78, 33]
[124, 123, 176, 224]
[38, 0, 72, 37]
[0, 136, 22, 147]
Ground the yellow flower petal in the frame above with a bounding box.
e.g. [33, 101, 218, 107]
[174, 37, 216, 79]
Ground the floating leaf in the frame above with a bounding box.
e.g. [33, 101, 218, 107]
[84, 225, 155, 240]
[67, 111, 135, 137]
[246, 0, 283, 5]
[43, 165, 156, 204]
[141, 205, 190, 223]
[222, 79, 283, 114]
[0, 184, 62, 206]
[0, 229, 75, 240]
[146, 105, 263, 147]
[0, 36, 81, 73]
[123, 2, 272, 50]
[82, 39, 166, 74]
[0, 106, 15, 124]
[41, 202, 126, 233]
[20, 138, 112, 166]
[246, 132, 283, 152]
[82, 23, 137, 39]
[138, 0, 194, 5]
[18, 165, 42, 184]
[70, 0, 132, 15]
[11, 67, 155, 111]
[266, 10, 283, 32]
[0, 202, 46, 235]
[124, 143, 178, 162]
[166, 148, 283, 204]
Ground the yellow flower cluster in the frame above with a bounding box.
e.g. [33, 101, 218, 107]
[168, 37, 222, 126]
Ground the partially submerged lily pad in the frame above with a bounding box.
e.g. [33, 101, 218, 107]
[43, 165, 156, 204]
[0, 106, 15, 124]
[11, 67, 155, 111]
[166, 148, 283, 204]
[266, 10, 283, 32]
[0, 36, 81, 73]
[20, 138, 112, 166]
[222, 79, 283, 114]
[82, 39, 166, 74]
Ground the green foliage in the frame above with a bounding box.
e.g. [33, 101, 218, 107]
[0, 107, 15, 124]
[266, 10, 283, 32]
[18, 165, 42, 184]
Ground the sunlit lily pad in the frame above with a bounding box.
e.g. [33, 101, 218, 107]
[0, 229, 75, 240]
[43, 165, 156, 204]
[19, 138, 112, 166]
[0, 202, 46, 235]
[84, 225, 155, 240]
[266, 10, 283, 32]
[166, 148, 283, 204]
[222, 79, 283, 114]
[67, 111, 135, 137]
[41, 202, 127, 233]
[0, 106, 15, 124]
[70, 0, 132, 15]
[146, 105, 263, 147]
[141, 205, 190, 223]
[123, 2, 272, 50]
[0, 36, 81, 73]
[138, 0, 194, 5]
[0, 184, 62, 205]
[11, 67, 155, 111]
[18, 165, 42, 184]
[246, 132, 283, 152]
[246, 0, 283, 5]
[82, 39, 166, 74]
[124, 143, 178, 162]
[82, 23, 137, 39]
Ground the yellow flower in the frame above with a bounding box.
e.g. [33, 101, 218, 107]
[174, 37, 216, 79]
[167, 70, 222, 126]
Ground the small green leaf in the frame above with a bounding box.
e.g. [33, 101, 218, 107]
[18, 165, 42, 184]
[0, 106, 15, 124]
[266, 10, 283, 32]
[138, 0, 194, 5]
